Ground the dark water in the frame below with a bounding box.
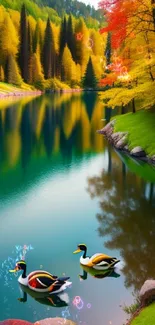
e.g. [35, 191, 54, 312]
[0, 93, 155, 325]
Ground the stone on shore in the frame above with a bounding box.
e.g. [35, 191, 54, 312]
[140, 280, 155, 306]
[115, 135, 128, 149]
[97, 120, 115, 136]
[130, 146, 146, 157]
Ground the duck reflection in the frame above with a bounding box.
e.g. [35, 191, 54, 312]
[79, 264, 120, 280]
[18, 283, 69, 307]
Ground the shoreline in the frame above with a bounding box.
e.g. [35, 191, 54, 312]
[97, 119, 155, 166]
[0, 88, 101, 98]
[0, 90, 43, 99]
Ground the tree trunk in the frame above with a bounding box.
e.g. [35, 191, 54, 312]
[132, 98, 136, 113]
[151, 0, 155, 29]
[121, 105, 125, 114]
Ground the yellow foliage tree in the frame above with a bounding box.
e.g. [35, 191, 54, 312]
[31, 52, 44, 88]
[0, 12, 19, 60]
[62, 45, 76, 84]
[75, 18, 89, 74]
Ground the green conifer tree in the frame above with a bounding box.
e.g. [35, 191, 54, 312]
[82, 57, 98, 89]
[105, 32, 111, 66]
[42, 18, 55, 79]
[19, 4, 28, 82]
[59, 16, 67, 59]
[67, 15, 76, 61]
[28, 22, 33, 84]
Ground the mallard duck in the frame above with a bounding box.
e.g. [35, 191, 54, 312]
[79, 264, 120, 280]
[73, 244, 120, 270]
[18, 283, 69, 307]
[9, 260, 71, 294]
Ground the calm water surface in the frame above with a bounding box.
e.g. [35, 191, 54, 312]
[0, 93, 155, 325]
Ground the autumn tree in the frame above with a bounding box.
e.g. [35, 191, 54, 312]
[61, 45, 75, 83]
[27, 22, 33, 84]
[32, 52, 44, 89]
[0, 13, 19, 61]
[19, 4, 28, 82]
[6, 55, 22, 86]
[59, 16, 67, 59]
[67, 14, 76, 61]
[75, 17, 89, 73]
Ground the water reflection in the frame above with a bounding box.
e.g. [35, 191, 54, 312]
[19, 284, 69, 308]
[87, 146, 155, 292]
[0, 93, 105, 199]
[79, 264, 120, 280]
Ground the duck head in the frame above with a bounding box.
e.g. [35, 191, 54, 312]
[9, 260, 27, 278]
[73, 244, 87, 258]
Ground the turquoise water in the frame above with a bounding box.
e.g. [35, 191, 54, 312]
[0, 93, 155, 325]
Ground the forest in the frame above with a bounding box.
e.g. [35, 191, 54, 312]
[99, 0, 155, 112]
[0, 2, 106, 91]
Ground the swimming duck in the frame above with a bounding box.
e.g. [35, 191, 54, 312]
[9, 260, 71, 294]
[73, 244, 120, 270]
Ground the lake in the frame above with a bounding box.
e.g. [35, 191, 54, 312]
[0, 92, 155, 325]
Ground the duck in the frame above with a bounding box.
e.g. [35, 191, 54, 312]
[79, 264, 120, 280]
[9, 260, 71, 294]
[73, 244, 120, 270]
[18, 283, 69, 308]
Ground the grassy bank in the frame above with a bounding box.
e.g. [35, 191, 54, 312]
[0, 82, 42, 97]
[130, 303, 155, 325]
[113, 109, 155, 157]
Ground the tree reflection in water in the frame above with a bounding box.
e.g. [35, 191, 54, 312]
[87, 146, 155, 291]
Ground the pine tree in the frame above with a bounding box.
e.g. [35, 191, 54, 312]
[59, 16, 67, 59]
[6, 55, 22, 86]
[0, 12, 19, 59]
[75, 17, 89, 73]
[42, 18, 55, 79]
[32, 52, 44, 89]
[105, 32, 111, 66]
[33, 19, 44, 54]
[19, 4, 28, 82]
[61, 45, 74, 82]
[82, 57, 98, 89]
[28, 22, 33, 84]
[67, 15, 76, 61]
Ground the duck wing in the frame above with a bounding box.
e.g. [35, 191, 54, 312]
[28, 271, 58, 291]
[89, 254, 116, 267]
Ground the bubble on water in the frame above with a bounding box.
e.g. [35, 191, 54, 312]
[87, 303, 91, 309]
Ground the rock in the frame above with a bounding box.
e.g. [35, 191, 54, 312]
[115, 135, 128, 149]
[151, 155, 155, 162]
[35, 318, 76, 325]
[130, 146, 146, 157]
[111, 132, 127, 144]
[0, 321, 32, 325]
[124, 145, 129, 151]
[140, 280, 155, 306]
[97, 120, 115, 135]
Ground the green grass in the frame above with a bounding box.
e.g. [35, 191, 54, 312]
[113, 110, 155, 157]
[130, 303, 155, 325]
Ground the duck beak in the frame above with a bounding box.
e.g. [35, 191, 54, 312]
[9, 266, 19, 273]
[73, 249, 81, 254]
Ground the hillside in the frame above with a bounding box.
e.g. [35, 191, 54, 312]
[0, 0, 104, 25]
